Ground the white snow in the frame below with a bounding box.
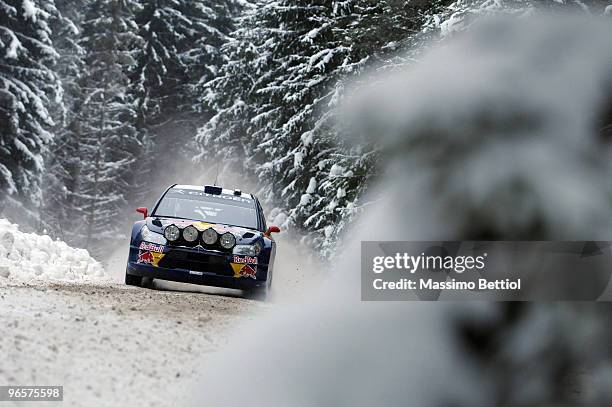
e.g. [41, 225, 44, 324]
[0, 164, 16, 195]
[293, 151, 304, 168]
[328, 84, 342, 107]
[6, 34, 20, 59]
[329, 163, 345, 177]
[299, 193, 312, 206]
[308, 48, 346, 71]
[306, 177, 317, 194]
[303, 26, 322, 42]
[0, 219, 109, 282]
[271, 212, 288, 228]
[440, 12, 466, 37]
[323, 225, 334, 238]
[22, 0, 37, 21]
[300, 131, 313, 147]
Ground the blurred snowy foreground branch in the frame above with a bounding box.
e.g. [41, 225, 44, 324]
[193, 15, 612, 407]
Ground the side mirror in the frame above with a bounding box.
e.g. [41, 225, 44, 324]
[136, 207, 148, 219]
[265, 225, 281, 237]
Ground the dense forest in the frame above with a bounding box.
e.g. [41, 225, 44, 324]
[1, 0, 610, 260]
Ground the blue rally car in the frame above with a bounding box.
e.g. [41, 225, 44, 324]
[125, 184, 280, 300]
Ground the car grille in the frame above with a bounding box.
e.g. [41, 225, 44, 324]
[167, 241, 232, 253]
[158, 250, 233, 275]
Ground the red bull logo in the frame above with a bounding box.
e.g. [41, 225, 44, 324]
[137, 251, 155, 265]
[139, 242, 165, 254]
[240, 265, 257, 279]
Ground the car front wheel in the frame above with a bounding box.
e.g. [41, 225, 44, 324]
[244, 270, 272, 301]
[125, 272, 143, 287]
[244, 286, 269, 301]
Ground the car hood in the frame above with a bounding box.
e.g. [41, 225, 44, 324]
[146, 217, 263, 244]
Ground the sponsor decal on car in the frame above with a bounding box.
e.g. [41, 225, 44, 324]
[138, 251, 155, 264]
[137, 250, 165, 267]
[240, 265, 257, 279]
[233, 255, 258, 265]
[192, 221, 213, 231]
[170, 189, 253, 204]
[192, 221, 232, 234]
[230, 263, 258, 279]
[139, 242, 165, 253]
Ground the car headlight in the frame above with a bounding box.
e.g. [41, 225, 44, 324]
[183, 225, 199, 242]
[233, 242, 262, 256]
[140, 225, 167, 245]
[219, 232, 236, 249]
[164, 225, 180, 242]
[202, 228, 218, 245]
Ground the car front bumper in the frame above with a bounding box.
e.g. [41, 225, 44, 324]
[126, 262, 267, 289]
[126, 243, 270, 290]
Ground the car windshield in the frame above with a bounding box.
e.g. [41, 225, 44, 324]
[154, 189, 258, 229]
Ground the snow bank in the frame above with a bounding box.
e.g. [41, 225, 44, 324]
[0, 219, 109, 282]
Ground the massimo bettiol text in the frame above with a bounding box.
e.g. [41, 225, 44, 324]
[360, 242, 612, 301]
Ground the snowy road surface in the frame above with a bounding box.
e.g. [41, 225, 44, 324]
[0, 280, 266, 406]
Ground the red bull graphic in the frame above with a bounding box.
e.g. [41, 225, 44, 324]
[137, 250, 165, 267]
[139, 242, 165, 253]
[230, 263, 258, 279]
[240, 265, 257, 279]
[233, 255, 258, 265]
[137, 251, 155, 265]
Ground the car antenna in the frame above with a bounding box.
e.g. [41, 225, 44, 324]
[213, 165, 219, 186]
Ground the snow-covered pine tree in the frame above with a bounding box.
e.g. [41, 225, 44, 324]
[133, 0, 242, 123]
[182, 0, 243, 115]
[130, 0, 243, 206]
[420, 0, 611, 42]
[197, 0, 450, 257]
[299, 0, 452, 255]
[132, 0, 188, 123]
[40, 0, 87, 238]
[198, 1, 361, 257]
[195, 2, 260, 167]
[70, 0, 143, 254]
[0, 0, 61, 225]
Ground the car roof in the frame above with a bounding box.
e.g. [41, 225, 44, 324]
[172, 184, 255, 200]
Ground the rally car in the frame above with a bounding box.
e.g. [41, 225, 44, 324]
[125, 184, 280, 300]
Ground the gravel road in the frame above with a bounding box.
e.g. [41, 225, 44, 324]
[0, 280, 267, 406]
